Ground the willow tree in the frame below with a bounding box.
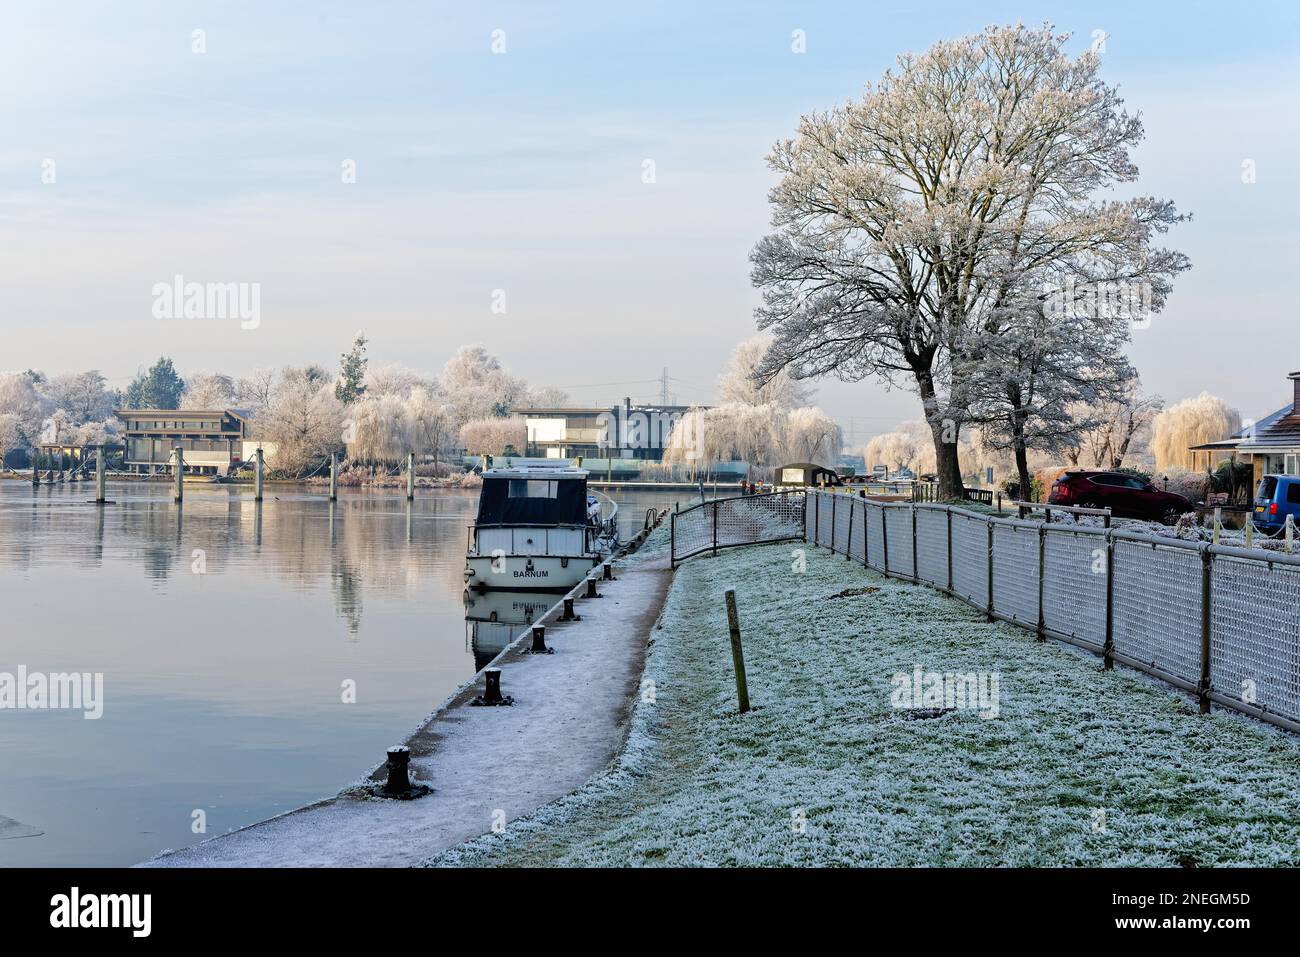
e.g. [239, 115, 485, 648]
[751, 24, 1186, 500]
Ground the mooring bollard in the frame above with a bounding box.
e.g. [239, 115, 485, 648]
[561, 597, 580, 621]
[603, 562, 615, 581]
[724, 589, 751, 714]
[329, 452, 338, 501]
[383, 746, 412, 796]
[527, 625, 553, 654]
[585, 576, 599, 599]
[254, 447, 265, 502]
[471, 667, 514, 706]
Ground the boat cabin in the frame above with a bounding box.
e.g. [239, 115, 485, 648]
[474, 466, 590, 527]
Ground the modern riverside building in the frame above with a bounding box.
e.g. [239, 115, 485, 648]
[114, 408, 256, 476]
[514, 399, 696, 461]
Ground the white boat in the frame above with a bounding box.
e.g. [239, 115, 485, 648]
[464, 463, 618, 591]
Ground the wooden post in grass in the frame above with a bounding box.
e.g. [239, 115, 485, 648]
[723, 589, 750, 714]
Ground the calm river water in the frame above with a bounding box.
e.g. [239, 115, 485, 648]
[0, 479, 691, 866]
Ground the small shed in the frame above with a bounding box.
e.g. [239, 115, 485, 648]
[774, 463, 841, 487]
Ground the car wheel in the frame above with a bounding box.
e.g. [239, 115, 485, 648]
[1160, 506, 1180, 526]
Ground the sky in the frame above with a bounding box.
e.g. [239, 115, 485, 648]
[2, 0, 1298, 447]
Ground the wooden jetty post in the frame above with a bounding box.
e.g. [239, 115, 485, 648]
[31, 448, 39, 487]
[407, 451, 415, 501]
[723, 589, 751, 714]
[172, 447, 185, 502]
[254, 447, 265, 502]
[95, 444, 106, 503]
[329, 452, 338, 501]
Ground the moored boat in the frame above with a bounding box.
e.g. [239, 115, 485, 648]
[463, 463, 617, 591]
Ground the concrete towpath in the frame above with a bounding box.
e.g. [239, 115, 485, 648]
[142, 538, 671, 867]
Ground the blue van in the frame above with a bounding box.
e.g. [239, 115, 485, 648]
[1252, 474, 1300, 533]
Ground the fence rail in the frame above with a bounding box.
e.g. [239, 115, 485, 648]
[670, 490, 807, 565]
[674, 487, 1300, 735]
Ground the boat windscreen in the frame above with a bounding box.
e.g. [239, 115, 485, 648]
[476, 477, 588, 526]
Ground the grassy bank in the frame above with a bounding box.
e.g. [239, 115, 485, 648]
[429, 540, 1300, 867]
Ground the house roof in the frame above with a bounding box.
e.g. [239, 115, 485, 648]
[1234, 403, 1300, 450]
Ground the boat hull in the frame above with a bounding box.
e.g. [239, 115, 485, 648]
[464, 553, 599, 591]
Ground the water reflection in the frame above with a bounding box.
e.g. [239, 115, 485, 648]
[463, 590, 556, 670]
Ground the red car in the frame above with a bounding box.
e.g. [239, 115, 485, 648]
[1048, 470, 1193, 525]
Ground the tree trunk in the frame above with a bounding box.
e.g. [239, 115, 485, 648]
[929, 422, 963, 501]
[1015, 444, 1032, 503]
[915, 365, 963, 501]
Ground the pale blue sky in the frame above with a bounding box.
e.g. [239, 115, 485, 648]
[2, 1, 1297, 444]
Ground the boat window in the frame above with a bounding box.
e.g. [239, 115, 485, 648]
[508, 480, 557, 499]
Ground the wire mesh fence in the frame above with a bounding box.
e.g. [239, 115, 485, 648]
[674, 488, 1300, 735]
[670, 490, 807, 564]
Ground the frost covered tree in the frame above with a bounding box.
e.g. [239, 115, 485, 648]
[717, 335, 812, 411]
[460, 416, 526, 457]
[405, 387, 453, 468]
[966, 299, 1143, 497]
[441, 346, 527, 429]
[364, 363, 432, 398]
[257, 367, 346, 475]
[0, 413, 20, 466]
[346, 393, 411, 465]
[0, 372, 49, 447]
[234, 368, 278, 417]
[44, 371, 118, 423]
[750, 24, 1188, 501]
[179, 372, 236, 409]
[1062, 379, 1162, 469]
[782, 406, 842, 463]
[523, 386, 571, 408]
[1150, 393, 1240, 472]
[864, 421, 934, 475]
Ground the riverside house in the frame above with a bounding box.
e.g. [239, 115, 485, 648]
[115, 408, 257, 476]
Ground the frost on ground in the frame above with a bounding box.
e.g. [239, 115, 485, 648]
[429, 541, 1300, 867]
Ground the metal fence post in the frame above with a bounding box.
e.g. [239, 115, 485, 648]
[831, 493, 837, 554]
[881, 505, 890, 575]
[1199, 546, 1213, 714]
[844, 496, 854, 560]
[1036, 524, 1046, 641]
[670, 509, 676, 568]
[985, 520, 994, 617]
[946, 507, 953, 592]
[1103, 532, 1115, 670]
[862, 498, 870, 568]
[812, 491, 819, 546]
[712, 500, 718, 557]
[911, 504, 918, 582]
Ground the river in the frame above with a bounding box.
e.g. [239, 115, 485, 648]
[0, 479, 693, 866]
